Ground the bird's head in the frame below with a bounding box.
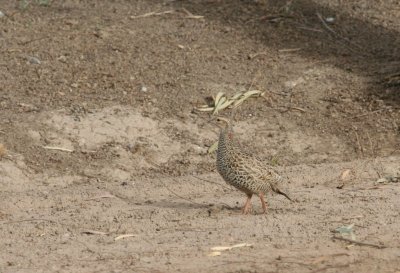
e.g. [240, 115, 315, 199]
[211, 116, 233, 139]
[214, 116, 231, 128]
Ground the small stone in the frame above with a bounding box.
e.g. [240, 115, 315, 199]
[0, 11, 5, 18]
[325, 17, 335, 23]
[27, 56, 41, 65]
[57, 55, 67, 63]
[140, 85, 148, 92]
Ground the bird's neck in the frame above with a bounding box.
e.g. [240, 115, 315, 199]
[220, 126, 233, 141]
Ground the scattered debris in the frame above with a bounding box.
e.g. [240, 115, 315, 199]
[331, 224, 387, 249]
[18, 103, 39, 112]
[382, 72, 400, 87]
[85, 193, 116, 201]
[332, 236, 386, 249]
[82, 230, 109, 235]
[130, 10, 175, 19]
[284, 77, 305, 89]
[114, 234, 137, 241]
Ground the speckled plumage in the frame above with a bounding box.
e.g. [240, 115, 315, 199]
[216, 118, 292, 214]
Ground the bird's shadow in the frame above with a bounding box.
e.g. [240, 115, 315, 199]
[144, 200, 239, 211]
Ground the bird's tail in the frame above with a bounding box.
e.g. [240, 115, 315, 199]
[275, 188, 293, 202]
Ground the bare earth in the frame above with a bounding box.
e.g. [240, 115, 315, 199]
[0, 1, 399, 272]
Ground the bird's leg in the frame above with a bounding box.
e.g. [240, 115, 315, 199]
[259, 193, 268, 214]
[242, 193, 253, 214]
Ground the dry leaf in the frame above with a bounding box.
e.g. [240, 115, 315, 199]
[207, 251, 221, 257]
[211, 246, 231, 251]
[207, 141, 219, 154]
[114, 234, 137, 241]
[195, 90, 264, 114]
[211, 243, 252, 251]
[340, 169, 352, 180]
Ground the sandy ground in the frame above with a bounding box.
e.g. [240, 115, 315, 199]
[0, 0, 399, 272]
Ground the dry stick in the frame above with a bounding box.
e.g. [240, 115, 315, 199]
[19, 36, 49, 46]
[130, 10, 175, 19]
[1, 218, 56, 225]
[43, 146, 74, 152]
[181, 7, 204, 19]
[277, 105, 307, 113]
[352, 108, 386, 119]
[332, 236, 386, 249]
[278, 48, 302, 53]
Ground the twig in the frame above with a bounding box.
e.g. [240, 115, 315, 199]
[43, 146, 74, 152]
[130, 10, 175, 19]
[277, 105, 307, 113]
[181, 8, 204, 19]
[352, 109, 386, 119]
[332, 236, 386, 249]
[248, 52, 268, 59]
[278, 48, 302, 53]
[1, 218, 56, 224]
[18, 36, 49, 46]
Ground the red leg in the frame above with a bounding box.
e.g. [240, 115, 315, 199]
[259, 193, 268, 214]
[242, 193, 253, 214]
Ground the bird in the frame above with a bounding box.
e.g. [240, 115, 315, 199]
[215, 117, 292, 214]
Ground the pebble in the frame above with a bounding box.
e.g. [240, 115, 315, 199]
[140, 85, 148, 92]
[27, 56, 41, 65]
